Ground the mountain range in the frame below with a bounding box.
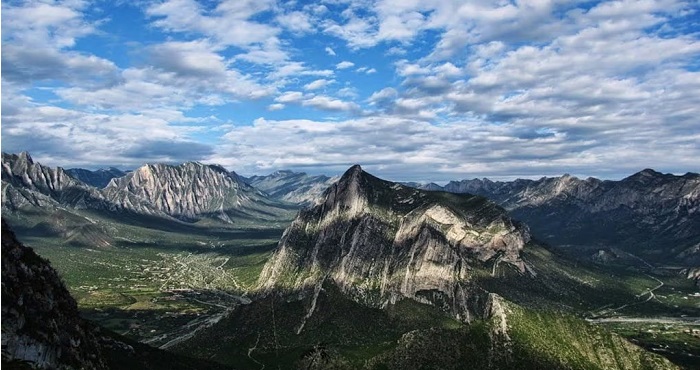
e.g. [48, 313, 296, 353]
[172, 165, 680, 369]
[2, 152, 698, 369]
[244, 170, 338, 206]
[405, 169, 700, 266]
[1, 152, 297, 247]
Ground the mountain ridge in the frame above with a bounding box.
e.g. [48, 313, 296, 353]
[259, 164, 533, 321]
[2, 152, 296, 227]
[407, 169, 700, 265]
[245, 169, 338, 206]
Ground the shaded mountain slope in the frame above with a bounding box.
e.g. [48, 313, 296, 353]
[1, 220, 231, 370]
[245, 170, 337, 206]
[66, 167, 127, 189]
[412, 170, 700, 264]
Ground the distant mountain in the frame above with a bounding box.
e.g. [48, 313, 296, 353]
[1, 152, 297, 250]
[2, 152, 108, 210]
[1, 220, 232, 369]
[66, 167, 127, 188]
[104, 162, 296, 223]
[245, 170, 338, 206]
[409, 170, 700, 265]
[174, 165, 677, 369]
[399, 181, 443, 191]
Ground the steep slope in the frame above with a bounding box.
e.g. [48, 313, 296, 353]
[246, 170, 338, 206]
[2, 152, 107, 211]
[414, 170, 700, 265]
[1, 220, 107, 369]
[259, 165, 530, 320]
[173, 166, 677, 369]
[66, 167, 127, 188]
[103, 162, 296, 223]
[1, 220, 231, 370]
[2, 152, 297, 228]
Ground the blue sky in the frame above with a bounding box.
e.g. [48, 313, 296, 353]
[2, 0, 699, 181]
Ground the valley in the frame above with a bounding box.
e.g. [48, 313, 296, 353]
[2, 154, 699, 369]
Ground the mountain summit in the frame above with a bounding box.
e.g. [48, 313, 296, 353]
[103, 161, 293, 223]
[417, 169, 700, 264]
[259, 165, 530, 320]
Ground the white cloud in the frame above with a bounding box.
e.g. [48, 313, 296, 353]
[277, 10, 314, 33]
[146, 0, 279, 48]
[302, 96, 359, 111]
[275, 91, 305, 103]
[304, 79, 334, 90]
[336, 61, 355, 69]
[268, 103, 285, 111]
[325, 46, 337, 56]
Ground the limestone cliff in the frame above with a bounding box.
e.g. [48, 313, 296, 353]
[413, 169, 700, 264]
[259, 165, 530, 320]
[103, 162, 295, 223]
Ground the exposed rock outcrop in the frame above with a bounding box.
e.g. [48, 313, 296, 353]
[411, 169, 700, 264]
[1, 219, 108, 369]
[259, 165, 530, 320]
[103, 162, 295, 223]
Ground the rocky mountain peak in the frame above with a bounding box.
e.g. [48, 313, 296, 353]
[102, 160, 292, 223]
[17, 151, 34, 164]
[259, 165, 531, 321]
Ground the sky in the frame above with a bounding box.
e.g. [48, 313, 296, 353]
[2, 0, 699, 182]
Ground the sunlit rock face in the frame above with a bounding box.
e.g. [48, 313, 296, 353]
[259, 165, 530, 321]
[414, 169, 700, 265]
[103, 161, 294, 223]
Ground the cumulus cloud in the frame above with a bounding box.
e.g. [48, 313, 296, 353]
[336, 61, 355, 69]
[302, 96, 360, 112]
[2, 0, 699, 180]
[304, 79, 334, 90]
[212, 114, 700, 181]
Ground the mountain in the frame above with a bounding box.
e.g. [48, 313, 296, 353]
[2, 152, 296, 227]
[1, 219, 108, 369]
[171, 165, 678, 369]
[2, 152, 108, 211]
[66, 167, 127, 188]
[259, 165, 531, 320]
[411, 170, 700, 265]
[1, 220, 230, 369]
[400, 181, 443, 191]
[245, 170, 338, 206]
[103, 162, 297, 223]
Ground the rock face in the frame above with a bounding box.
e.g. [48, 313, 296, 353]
[66, 167, 127, 189]
[412, 170, 700, 264]
[1, 219, 108, 369]
[1, 220, 234, 370]
[245, 170, 338, 206]
[259, 165, 530, 320]
[104, 162, 295, 223]
[2, 152, 107, 211]
[1, 152, 294, 225]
